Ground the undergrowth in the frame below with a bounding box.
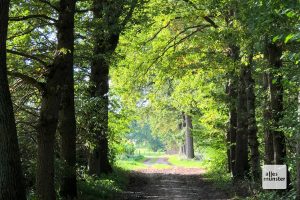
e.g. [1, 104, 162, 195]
[77, 166, 128, 200]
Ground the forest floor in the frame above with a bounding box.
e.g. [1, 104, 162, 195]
[116, 157, 232, 200]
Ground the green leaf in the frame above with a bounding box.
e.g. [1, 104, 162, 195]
[272, 35, 281, 42]
[285, 34, 294, 43]
[286, 11, 295, 18]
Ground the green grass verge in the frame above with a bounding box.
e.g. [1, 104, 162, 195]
[77, 166, 128, 200]
[134, 148, 165, 157]
[167, 155, 204, 168]
[115, 154, 148, 170]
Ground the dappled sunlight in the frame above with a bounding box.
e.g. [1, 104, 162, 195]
[136, 156, 206, 175]
[118, 166, 228, 200]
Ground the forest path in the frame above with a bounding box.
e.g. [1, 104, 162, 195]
[118, 157, 230, 200]
[143, 157, 172, 166]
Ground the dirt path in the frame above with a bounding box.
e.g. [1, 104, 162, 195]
[143, 157, 171, 166]
[117, 158, 231, 200]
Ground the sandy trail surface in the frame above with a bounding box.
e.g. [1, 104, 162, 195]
[117, 157, 230, 200]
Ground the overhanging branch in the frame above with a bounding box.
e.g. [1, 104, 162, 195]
[7, 49, 48, 66]
[38, 0, 59, 11]
[144, 21, 171, 44]
[9, 14, 57, 22]
[142, 24, 211, 75]
[121, 0, 138, 30]
[8, 71, 46, 92]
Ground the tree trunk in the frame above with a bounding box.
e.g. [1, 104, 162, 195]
[88, 32, 113, 174]
[227, 79, 237, 176]
[266, 42, 290, 188]
[296, 91, 300, 199]
[57, 0, 76, 197]
[226, 44, 239, 177]
[234, 67, 249, 180]
[58, 67, 77, 200]
[179, 113, 186, 155]
[263, 73, 274, 164]
[88, 0, 124, 175]
[185, 114, 194, 159]
[36, 0, 76, 199]
[0, 0, 26, 199]
[245, 63, 260, 180]
[266, 43, 286, 165]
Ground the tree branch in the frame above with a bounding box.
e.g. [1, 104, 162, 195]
[75, 9, 91, 13]
[7, 49, 48, 66]
[142, 24, 211, 75]
[182, 0, 218, 28]
[7, 27, 36, 40]
[7, 71, 46, 92]
[121, 0, 138, 30]
[203, 16, 218, 28]
[144, 21, 171, 44]
[9, 14, 57, 22]
[38, 0, 59, 11]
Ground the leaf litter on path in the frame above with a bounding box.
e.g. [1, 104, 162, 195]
[117, 157, 231, 200]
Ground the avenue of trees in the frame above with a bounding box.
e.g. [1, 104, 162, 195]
[0, 0, 300, 199]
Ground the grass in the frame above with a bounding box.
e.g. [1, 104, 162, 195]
[115, 154, 148, 170]
[167, 155, 204, 168]
[134, 148, 165, 157]
[77, 167, 128, 200]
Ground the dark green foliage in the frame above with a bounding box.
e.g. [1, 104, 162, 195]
[77, 167, 128, 200]
[2, 0, 300, 199]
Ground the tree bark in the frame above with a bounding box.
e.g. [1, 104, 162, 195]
[266, 42, 290, 188]
[179, 113, 186, 155]
[234, 67, 249, 180]
[88, 0, 137, 175]
[266, 43, 286, 165]
[0, 0, 26, 199]
[296, 91, 300, 199]
[88, 0, 121, 175]
[58, 65, 77, 200]
[88, 54, 113, 175]
[263, 73, 274, 164]
[57, 0, 76, 198]
[185, 114, 194, 159]
[227, 79, 237, 176]
[245, 63, 260, 180]
[226, 44, 239, 177]
[36, 0, 76, 199]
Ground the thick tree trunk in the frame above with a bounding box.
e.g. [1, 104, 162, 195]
[88, 27, 112, 176]
[266, 42, 290, 188]
[245, 64, 260, 180]
[266, 43, 286, 165]
[296, 91, 300, 199]
[57, 0, 76, 197]
[36, 0, 76, 199]
[226, 44, 239, 177]
[227, 79, 237, 176]
[185, 114, 194, 159]
[88, 0, 123, 175]
[0, 1, 26, 199]
[58, 68, 77, 200]
[88, 31, 113, 174]
[234, 67, 249, 180]
[263, 73, 274, 164]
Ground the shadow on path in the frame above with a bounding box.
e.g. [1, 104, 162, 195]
[117, 158, 231, 200]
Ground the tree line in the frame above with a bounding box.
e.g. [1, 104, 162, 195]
[111, 0, 300, 198]
[1, 0, 141, 199]
[1, 0, 300, 200]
